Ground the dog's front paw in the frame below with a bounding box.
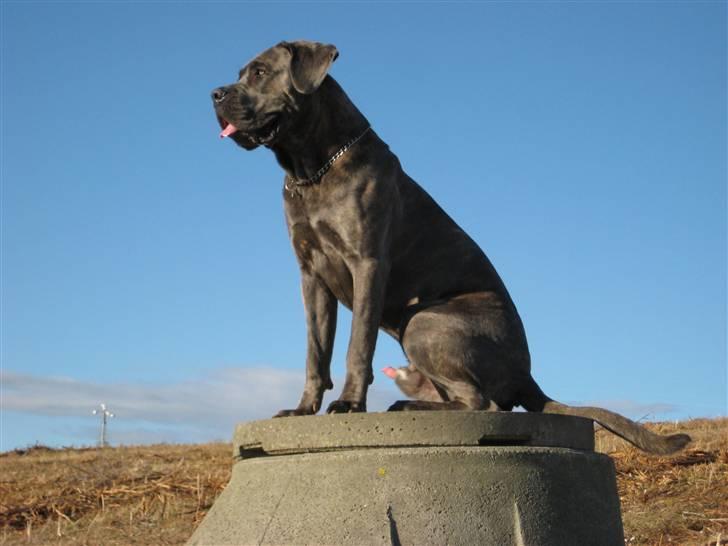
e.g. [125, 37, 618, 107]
[326, 400, 366, 413]
[273, 407, 316, 418]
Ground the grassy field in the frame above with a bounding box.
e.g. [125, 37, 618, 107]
[1, 417, 726, 545]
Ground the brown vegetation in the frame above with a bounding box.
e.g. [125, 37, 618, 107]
[1, 418, 726, 545]
[597, 418, 728, 545]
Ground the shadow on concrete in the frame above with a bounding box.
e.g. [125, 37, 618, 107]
[387, 505, 401, 546]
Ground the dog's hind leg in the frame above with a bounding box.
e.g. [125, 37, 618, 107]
[388, 398, 503, 412]
[382, 365, 444, 402]
[388, 292, 530, 412]
[383, 363, 499, 410]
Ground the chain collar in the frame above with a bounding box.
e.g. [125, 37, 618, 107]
[284, 126, 371, 194]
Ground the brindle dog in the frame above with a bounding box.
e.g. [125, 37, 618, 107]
[211, 40, 689, 454]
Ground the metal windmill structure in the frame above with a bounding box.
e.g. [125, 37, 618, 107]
[92, 403, 115, 447]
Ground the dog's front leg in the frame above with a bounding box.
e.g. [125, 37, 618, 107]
[327, 258, 389, 413]
[275, 273, 337, 417]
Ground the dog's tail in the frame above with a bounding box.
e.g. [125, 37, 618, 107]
[519, 377, 691, 455]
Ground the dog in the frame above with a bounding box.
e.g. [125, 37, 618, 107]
[211, 40, 690, 454]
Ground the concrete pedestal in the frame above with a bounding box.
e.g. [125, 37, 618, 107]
[187, 412, 624, 546]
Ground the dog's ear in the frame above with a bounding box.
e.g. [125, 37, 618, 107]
[279, 41, 339, 95]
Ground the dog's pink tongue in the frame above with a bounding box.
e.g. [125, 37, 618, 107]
[220, 122, 238, 139]
[382, 367, 398, 379]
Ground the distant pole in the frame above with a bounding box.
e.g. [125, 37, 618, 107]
[91, 403, 115, 447]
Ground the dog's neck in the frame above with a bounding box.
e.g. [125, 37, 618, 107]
[270, 76, 369, 183]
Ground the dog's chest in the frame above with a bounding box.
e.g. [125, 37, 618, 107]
[285, 197, 355, 306]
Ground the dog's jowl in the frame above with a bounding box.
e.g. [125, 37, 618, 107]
[212, 40, 689, 454]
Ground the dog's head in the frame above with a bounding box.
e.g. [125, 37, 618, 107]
[211, 40, 338, 150]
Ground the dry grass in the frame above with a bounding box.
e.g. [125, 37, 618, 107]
[0, 443, 230, 545]
[1, 418, 725, 545]
[595, 418, 728, 546]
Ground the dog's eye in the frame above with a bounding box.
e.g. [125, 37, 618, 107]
[254, 68, 266, 78]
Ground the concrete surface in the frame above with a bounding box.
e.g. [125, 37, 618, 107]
[188, 412, 624, 546]
[232, 411, 595, 456]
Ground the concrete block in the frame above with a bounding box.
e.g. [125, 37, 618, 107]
[188, 412, 623, 546]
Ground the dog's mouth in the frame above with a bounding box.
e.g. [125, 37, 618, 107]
[217, 114, 281, 145]
[218, 116, 238, 139]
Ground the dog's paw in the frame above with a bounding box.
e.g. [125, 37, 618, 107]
[387, 400, 432, 411]
[387, 400, 411, 412]
[326, 400, 366, 414]
[273, 407, 316, 418]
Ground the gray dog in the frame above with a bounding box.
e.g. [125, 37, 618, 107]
[212, 40, 689, 454]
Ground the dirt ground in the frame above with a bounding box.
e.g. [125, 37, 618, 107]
[1, 417, 726, 545]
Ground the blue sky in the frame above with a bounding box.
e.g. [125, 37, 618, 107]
[1, 1, 725, 450]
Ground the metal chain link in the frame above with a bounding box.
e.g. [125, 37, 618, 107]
[284, 126, 371, 193]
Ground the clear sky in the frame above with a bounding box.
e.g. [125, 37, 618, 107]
[1, 1, 725, 450]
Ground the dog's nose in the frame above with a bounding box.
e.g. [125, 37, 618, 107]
[211, 87, 228, 103]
